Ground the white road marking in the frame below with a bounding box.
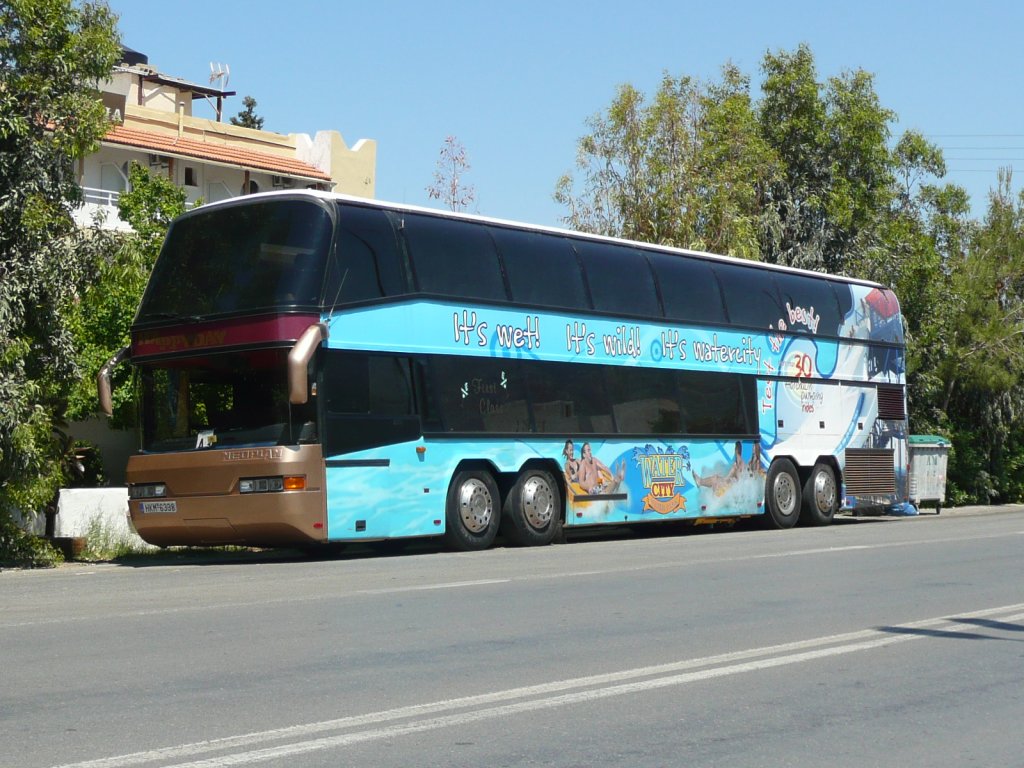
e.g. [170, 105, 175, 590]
[49, 602, 1024, 768]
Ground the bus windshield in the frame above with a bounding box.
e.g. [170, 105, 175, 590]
[138, 350, 318, 453]
[136, 198, 334, 321]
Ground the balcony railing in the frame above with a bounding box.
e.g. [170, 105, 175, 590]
[76, 186, 202, 231]
[82, 187, 123, 207]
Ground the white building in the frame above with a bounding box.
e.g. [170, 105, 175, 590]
[75, 47, 377, 231]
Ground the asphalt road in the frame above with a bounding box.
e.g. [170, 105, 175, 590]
[2, 506, 1023, 768]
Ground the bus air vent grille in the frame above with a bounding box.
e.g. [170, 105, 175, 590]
[844, 448, 896, 496]
[877, 385, 906, 420]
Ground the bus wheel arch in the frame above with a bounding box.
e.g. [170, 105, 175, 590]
[501, 460, 564, 547]
[764, 457, 801, 529]
[800, 458, 840, 526]
[444, 462, 501, 551]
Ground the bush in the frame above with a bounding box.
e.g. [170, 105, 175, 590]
[79, 513, 151, 561]
[0, 516, 64, 569]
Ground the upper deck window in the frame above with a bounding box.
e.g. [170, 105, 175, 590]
[400, 213, 508, 302]
[137, 198, 333, 321]
[774, 272, 843, 336]
[714, 263, 784, 330]
[492, 227, 589, 311]
[326, 204, 409, 305]
[649, 253, 727, 325]
[575, 240, 660, 317]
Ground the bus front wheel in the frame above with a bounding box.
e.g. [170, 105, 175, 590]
[445, 470, 500, 551]
[502, 469, 562, 546]
[800, 462, 838, 526]
[765, 459, 801, 529]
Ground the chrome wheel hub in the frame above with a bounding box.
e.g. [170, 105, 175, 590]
[458, 478, 493, 534]
[813, 471, 836, 512]
[774, 473, 797, 516]
[521, 475, 554, 530]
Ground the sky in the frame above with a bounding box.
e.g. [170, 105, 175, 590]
[107, 0, 1024, 229]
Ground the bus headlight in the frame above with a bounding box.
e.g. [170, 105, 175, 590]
[239, 476, 305, 493]
[239, 477, 282, 493]
[130, 483, 167, 499]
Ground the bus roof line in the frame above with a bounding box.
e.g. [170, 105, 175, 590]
[196, 189, 888, 290]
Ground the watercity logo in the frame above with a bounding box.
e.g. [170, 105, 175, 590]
[633, 444, 690, 514]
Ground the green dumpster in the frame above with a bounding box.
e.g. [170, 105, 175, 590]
[909, 435, 950, 514]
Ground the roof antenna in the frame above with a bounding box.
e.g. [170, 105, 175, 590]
[209, 61, 230, 91]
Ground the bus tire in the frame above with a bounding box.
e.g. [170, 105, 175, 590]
[445, 470, 501, 551]
[765, 459, 801, 529]
[502, 469, 562, 546]
[801, 462, 838, 526]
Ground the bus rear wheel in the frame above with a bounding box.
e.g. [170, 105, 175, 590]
[765, 459, 801, 529]
[800, 462, 838, 526]
[502, 469, 562, 546]
[445, 470, 500, 551]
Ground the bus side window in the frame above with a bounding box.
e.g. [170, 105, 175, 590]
[491, 227, 589, 311]
[714, 264, 784, 330]
[676, 370, 756, 436]
[327, 205, 408, 306]
[400, 213, 508, 302]
[605, 366, 682, 435]
[427, 357, 530, 433]
[775, 272, 843, 337]
[525, 361, 614, 434]
[321, 351, 419, 455]
[649, 253, 727, 325]
[574, 240, 660, 318]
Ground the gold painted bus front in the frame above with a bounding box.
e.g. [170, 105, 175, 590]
[126, 444, 326, 547]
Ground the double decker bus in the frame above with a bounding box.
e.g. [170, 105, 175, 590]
[100, 190, 909, 551]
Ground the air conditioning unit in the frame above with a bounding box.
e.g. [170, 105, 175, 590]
[148, 154, 169, 170]
[271, 175, 294, 188]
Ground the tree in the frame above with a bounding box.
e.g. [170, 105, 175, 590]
[757, 45, 896, 273]
[66, 162, 191, 429]
[426, 135, 475, 212]
[553, 45, 1024, 508]
[940, 173, 1024, 503]
[0, 0, 120, 565]
[554, 67, 779, 257]
[229, 95, 264, 130]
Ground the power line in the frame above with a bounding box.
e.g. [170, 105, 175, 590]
[927, 134, 1024, 138]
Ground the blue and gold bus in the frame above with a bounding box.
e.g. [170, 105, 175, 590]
[101, 191, 908, 550]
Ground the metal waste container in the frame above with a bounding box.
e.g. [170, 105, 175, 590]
[909, 435, 950, 513]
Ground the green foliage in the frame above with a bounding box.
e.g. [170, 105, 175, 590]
[939, 175, 1024, 502]
[78, 512, 150, 560]
[555, 68, 778, 257]
[0, 514, 63, 568]
[66, 162, 190, 428]
[0, 0, 120, 557]
[558, 44, 1024, 507]
[229, 95, 264, 130]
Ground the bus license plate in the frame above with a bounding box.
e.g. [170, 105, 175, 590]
[141, 500, 177, 514]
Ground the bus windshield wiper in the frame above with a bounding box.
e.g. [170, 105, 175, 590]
[142, 311, 205, 323]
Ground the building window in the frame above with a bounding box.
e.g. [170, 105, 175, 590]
[99, 162, 128, 194]
[206, 181, 232, 203]
[184, 167, 197, 187]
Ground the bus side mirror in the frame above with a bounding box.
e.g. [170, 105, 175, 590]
[97, 346, 129, 417]
[288, 324, 328, 405]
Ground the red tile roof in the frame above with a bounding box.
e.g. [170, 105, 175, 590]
[103, 124, 331, 182]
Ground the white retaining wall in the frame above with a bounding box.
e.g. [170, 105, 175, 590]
[56, 487, 137, 541]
